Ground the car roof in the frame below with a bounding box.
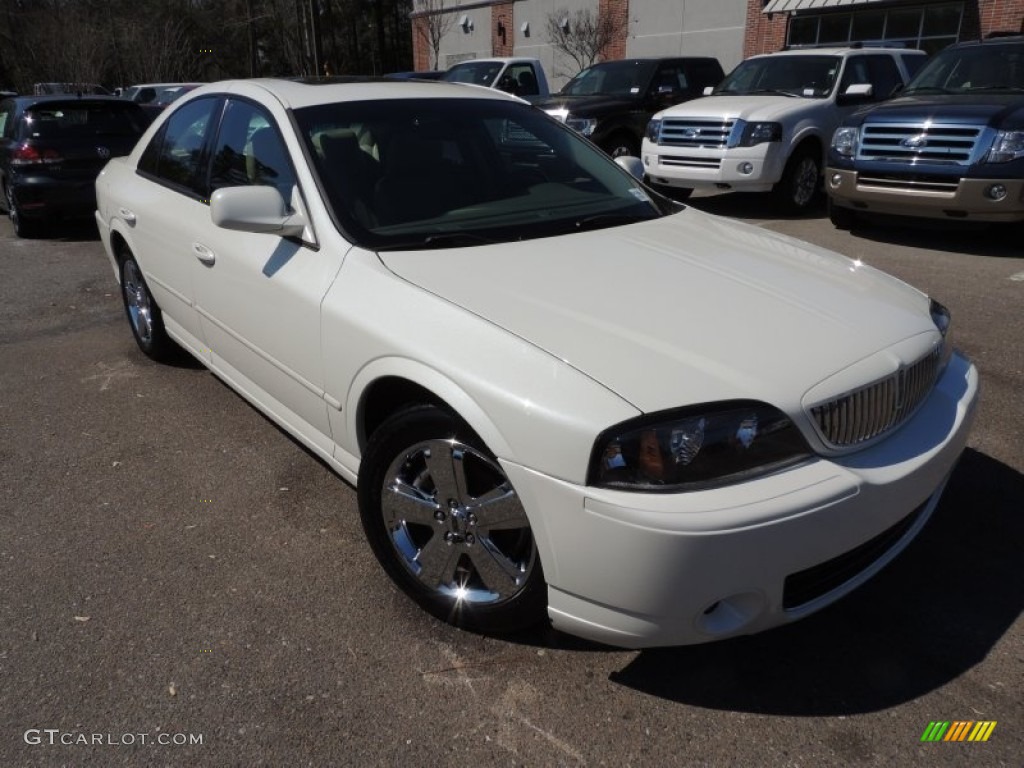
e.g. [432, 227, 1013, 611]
[180, 77, 522, 111]
[4, 94, 141, 110]
[759, 46, 925, 57]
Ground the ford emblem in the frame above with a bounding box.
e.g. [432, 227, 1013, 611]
[901, 134, 928, 149]
[680, 128, 699, 139]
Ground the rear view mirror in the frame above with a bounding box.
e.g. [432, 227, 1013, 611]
[703, 86, 714, 96]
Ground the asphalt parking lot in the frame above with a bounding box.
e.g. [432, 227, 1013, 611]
[1, 198, 1021, 767]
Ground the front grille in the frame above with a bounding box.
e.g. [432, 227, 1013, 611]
[783, 500, 927, 610]
[857, 122, 986, 165]
[856, 174, 960, 194]
[810, 344, 943, 448]
[658, 118, 735, 149]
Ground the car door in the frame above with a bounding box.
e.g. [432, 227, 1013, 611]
[125, 95, 222, 357]
[190, 97, 343, 453]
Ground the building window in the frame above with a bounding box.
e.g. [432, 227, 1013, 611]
[787, 2, 963, 55]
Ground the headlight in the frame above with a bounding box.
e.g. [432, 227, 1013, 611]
[589, 401, 812, 492]
[832, 126, 860, 157]
[736, 121, 782, 147]
[566, 117, 598, 137]
[986, 130, 1024, 163]
[930, 298, 954, 371]
[646, 118, 662, 143]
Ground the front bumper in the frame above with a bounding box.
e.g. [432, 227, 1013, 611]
[504, 352, 978, 648]
[827, 168, 1024, 223]
[641, 142, 786, 192]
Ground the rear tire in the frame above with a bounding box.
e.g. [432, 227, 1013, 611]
[358, 404, 546, 635]
[6, 183, 38, 239]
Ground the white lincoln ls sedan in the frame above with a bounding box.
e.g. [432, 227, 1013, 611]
[95, 78, 978, 649]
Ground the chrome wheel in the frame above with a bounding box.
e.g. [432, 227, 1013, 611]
[122, 259, 154, 344]
[359, 405, 546, 634]
[381, 438, 535, 605]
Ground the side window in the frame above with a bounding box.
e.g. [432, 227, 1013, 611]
[839, 56, 871, 94]
[867, 55, 902, 100]
[504, 64, 540, 96]
[209, 99, 296, 201]
[652, 66, 687, 95]
[145, 97, 219, 195]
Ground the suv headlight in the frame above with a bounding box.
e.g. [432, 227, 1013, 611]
[832, 126, 860, 157]
[986, 130, 1024, 163]
[565, 117, 598, 137]
[735, 121, 782, 147]
[589, 401, 812, 492]
[646, 118, 662, 143]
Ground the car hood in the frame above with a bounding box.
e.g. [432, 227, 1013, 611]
[660, 94, 817, 122]
[378, 210, 934, 414]
[537, 94, 642, 116]
[850, 93, 1024, 127]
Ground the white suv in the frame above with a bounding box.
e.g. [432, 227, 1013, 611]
[642, 46, 927, 211]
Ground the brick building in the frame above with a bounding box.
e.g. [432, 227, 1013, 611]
[412, 1, 1024, 88]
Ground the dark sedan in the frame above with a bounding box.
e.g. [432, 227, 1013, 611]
[0, 95, 149, 237]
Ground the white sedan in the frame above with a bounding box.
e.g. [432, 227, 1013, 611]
[95, 78, 978, 649]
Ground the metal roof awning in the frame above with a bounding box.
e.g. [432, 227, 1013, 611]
[763, 0, 888, 13]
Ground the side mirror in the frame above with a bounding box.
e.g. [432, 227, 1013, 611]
[615, 155, 644, 180]
[210, 186, 308, 238]
[838, 82, 874, 104]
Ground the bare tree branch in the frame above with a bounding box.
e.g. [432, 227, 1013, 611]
[545, 7, 628, 78]
[415, 0, 455, 71]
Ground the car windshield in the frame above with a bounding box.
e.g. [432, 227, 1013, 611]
[441, 62, 504, 87]
[560, 61, 656, 96]
[294, 98, 666, 250]
[23, 102, 148, 138]
[715, 55, 841, 98]
[903, 43, 1024, 94]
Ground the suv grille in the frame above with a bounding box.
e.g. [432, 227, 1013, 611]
[658, 118, 735, 149]
[810, 345, 942, 448]
[857, 122, 986, 165]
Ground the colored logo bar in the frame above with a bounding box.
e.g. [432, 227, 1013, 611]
[921, 721, 997, 742]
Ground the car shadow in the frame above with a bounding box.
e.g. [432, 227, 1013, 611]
[685, 192, 826, 222]
[845, 216, 1022, 259]
[36, 219, 102, 242]
[606, 448, 1023, 714]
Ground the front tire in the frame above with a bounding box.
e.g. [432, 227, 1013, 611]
[828, 197, 858, 230]
[773, 147, 822, 213]
[119, 252, 177, 362]
[358, 405, 546, 635]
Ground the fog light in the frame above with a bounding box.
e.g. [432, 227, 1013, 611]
[738, 162, 754, 175]
[643, 155, 650, 167]
[830, 173, 842, 188]
[986, 184, 1007, 201]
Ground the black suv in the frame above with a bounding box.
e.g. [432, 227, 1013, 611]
[0, 95, 148, 237]
[535, 57, 725, 157]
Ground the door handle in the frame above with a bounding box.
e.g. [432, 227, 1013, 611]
[193, 242, 216, 266]
[118, 207, 136, 224]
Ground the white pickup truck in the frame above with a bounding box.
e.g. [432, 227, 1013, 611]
[441, 57, 550, 102]
[641, 46, 928, 211]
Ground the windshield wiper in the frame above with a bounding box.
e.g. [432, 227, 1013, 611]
[376, 231, 500, 251]
[903, 86, 954, 95]
[746, 88, 801, 98]
[573, 213, 655, 232]
[965, 85, 1024, 92]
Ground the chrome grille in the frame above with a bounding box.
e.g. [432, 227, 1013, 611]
[659, 155, 722, 169]
[856, 175, 959, 194]
[658, 118, 735, 148]
[811, 345, 943, 448]
[857, 122, 985, 165]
